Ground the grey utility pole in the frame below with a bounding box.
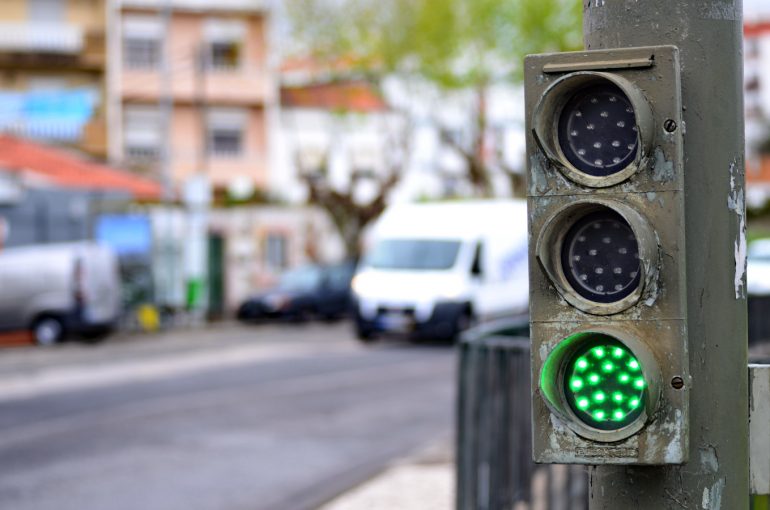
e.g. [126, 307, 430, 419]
[583, 1, 749, 508]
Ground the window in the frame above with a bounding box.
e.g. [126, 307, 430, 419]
[365, 240, 462, 271]
[278, 266, 322, 291]
[207, 108, 247, 158]
[123, 106, 162, 160]
[209, 41, 242, 70]
[124, 38, 160, 69]
[204, 19, 245, 71]
[209, 128, 242, 157]
[123, 16, 163, 70]
[325, 264, 354, 290]
[265, 233, 288, 270]
[471, 241, 484, 277]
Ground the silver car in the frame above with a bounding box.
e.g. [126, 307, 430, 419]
[0, 242, 121, 345]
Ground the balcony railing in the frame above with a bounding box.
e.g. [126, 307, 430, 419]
[120, 0, 267, 11]
[0, 23, 83, 54]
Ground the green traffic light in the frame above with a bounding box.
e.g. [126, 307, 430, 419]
[563, 337, 646, 431]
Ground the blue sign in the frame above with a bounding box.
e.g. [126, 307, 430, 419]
[96, 214, 153, 257]
[0, 89, 98, 141]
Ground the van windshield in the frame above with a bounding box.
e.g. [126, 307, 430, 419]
[366, 240, 461, 270]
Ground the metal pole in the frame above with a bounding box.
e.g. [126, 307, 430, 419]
[159, 0, 176, 311]
[159, 0, 173, 201]
[583, 1, 749, 508]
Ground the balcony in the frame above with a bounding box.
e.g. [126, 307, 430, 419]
[0, 23, 83, 54]
[120, 0, 267, 11]
[0, 24, 105, 70]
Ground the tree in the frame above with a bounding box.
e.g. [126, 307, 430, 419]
[294, 122, 410, 259]
[286, 0, 583, 197]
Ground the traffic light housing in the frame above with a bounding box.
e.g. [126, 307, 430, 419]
[526, 46, 689, 464]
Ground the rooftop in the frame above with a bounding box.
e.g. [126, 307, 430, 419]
[281, 80, 388, 113]
[0, 136, 162, 200]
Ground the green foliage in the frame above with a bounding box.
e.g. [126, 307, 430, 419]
[286, 0, 583, 88]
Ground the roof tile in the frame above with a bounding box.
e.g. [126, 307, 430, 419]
[0, 135, 162, 200]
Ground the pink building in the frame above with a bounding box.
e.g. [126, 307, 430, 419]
[111, 0, 274, 198]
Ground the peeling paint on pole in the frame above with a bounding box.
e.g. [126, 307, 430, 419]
[701, 478, 725, 509]
[728, 160, 747, 299]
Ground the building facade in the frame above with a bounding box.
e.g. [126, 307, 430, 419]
[745, 20, 770, 207]
[207, 205, 345, 314]
[113, 0, 274, 198]
[0, 0, 108, 156]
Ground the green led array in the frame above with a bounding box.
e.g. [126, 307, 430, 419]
[563, 339, 646, 431]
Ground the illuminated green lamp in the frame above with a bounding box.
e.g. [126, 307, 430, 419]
[563, 338, 646, 430]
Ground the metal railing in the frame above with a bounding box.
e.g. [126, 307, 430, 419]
[456, 318, 588, 510]
[0, 22, 83, 54]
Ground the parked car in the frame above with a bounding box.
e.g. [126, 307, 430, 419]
[0, 242, 122, 345]
[237, 262, 356, 322]
[351, 200, 529, 342]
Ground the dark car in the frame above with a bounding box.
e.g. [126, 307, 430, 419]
[237, 262, 356, 322]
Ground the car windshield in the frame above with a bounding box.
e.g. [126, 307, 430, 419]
[278, 266, 322, 291]
[365, 239, 462, 270]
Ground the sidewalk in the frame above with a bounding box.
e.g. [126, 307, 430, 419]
[321, 438, 455, 510]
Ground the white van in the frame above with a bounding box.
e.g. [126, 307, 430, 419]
[351, 200, 529, 341]
[0, 242, 121, 345]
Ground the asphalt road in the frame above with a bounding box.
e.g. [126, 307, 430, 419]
[0, 323, 456, 510]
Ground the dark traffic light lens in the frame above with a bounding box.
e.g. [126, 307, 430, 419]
[561, 210, 641, 304]
[558, 83, 638, 177]
[564, 336, 646, 431]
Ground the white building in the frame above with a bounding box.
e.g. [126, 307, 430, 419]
[272, 60, 528, 207]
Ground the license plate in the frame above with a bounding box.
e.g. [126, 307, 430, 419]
[378, 313, 413, 332]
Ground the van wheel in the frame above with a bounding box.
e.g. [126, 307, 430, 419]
[32, 316, 65, 346]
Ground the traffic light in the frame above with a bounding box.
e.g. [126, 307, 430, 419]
[526, 46, 689, 464]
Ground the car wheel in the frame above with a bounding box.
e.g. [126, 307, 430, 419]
[32, 316, 65, 346]
[356, 326, 377, 343]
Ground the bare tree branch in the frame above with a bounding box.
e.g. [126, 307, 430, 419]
[295, 117, 411, 260]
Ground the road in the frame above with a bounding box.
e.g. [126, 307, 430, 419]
[0, 322, 456, 510]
